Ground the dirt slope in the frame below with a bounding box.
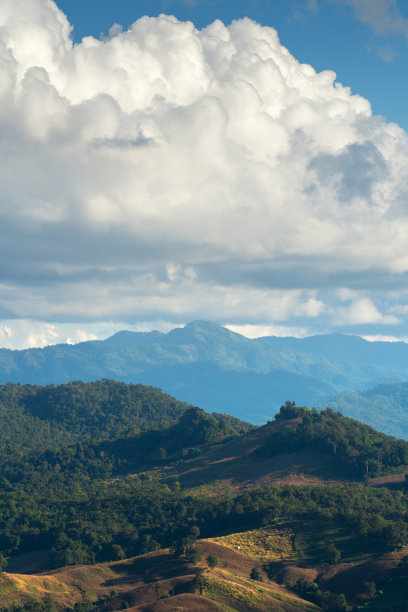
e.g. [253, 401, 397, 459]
[155, 419, 355, 494]
[0, 542, 314, 612]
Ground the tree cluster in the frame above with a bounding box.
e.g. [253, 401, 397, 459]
[259, 403, 408, 478]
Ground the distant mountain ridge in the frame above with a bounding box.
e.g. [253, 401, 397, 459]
[319, 381, 408, 439]
[1, 320, 408, 431]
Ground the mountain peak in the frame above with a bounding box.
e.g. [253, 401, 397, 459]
[183, 320, 230, 333]
[103, 329, 164, 347]
[166, 320, 246, 343]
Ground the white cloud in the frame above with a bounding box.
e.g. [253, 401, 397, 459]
[362, 334, 406, 342]
[225, 323, 311, 338]
[0, 1, 407, 346]
[69, 329, 99, 344]
[334, 298, 400, 325]
[0, 320, 97, 349]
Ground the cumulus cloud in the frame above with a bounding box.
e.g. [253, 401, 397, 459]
[0, 320, 97, 349]
[0, 0, 408, 347]
[334, 297, 399, 325]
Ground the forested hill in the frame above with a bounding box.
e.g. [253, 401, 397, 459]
[2, 321, 408, 428]
[0, 379, 252, 458]
[256, 402, 408, 479]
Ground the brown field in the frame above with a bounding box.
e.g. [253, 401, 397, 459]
[133, 592, 225, 611]
[0, 540, 315, 612]
[270, 548, 408, 605]
[150, 420, 359, 496]
[368, 469, 408, 489]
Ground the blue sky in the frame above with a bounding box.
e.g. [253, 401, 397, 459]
[57, 0, 408, 130]
[0, 0, 408, 348]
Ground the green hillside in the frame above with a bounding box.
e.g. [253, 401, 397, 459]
[0, 379, 251, 456]
[1, 387, 408, 610]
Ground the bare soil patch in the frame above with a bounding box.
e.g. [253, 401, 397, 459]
[369, 469, 408, 489]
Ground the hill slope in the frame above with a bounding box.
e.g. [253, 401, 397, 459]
[0, 380, 252, 483]
[1, 544, 316, 612]
[154, 403, 408, 494]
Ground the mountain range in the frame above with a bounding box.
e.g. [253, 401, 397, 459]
[2, 320, 408, 434]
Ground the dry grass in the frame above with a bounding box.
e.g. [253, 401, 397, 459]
[199, 573, 316, 612]
[141, 592, 225, 611]
[1, 542, 315, 612]
[1, 562, 118, 608]
[205, 527, 295, 563]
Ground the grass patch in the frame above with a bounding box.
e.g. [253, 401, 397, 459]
[200, 574, 287, 611]
[290, 520, 380, 564]
[205, 527, 295, 562]
[186, 479, 236, 497]
[221, 572, 312, 608]
[0, 575, 18, 597]
[201, 573, 317, 611]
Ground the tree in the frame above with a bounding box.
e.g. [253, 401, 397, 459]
[275, 401, 308, 421]
[250, 567, 262, 581]
[185, 546, 202, 565]
[325, 543, 341, 564]
[194, 574, 205, 595]
[112, 544, 126, 560]
[43, 594, 57, 612]
[320, 591, 347, 611]
[364, 581, 377, 598]
[189, 525, 200, 541]
[159, 447, 167, 460]
[207, 554, 218, 567]
[0, 553, 7, 571]
[74, 600, 94, 612]
[171, 539, 185, 558]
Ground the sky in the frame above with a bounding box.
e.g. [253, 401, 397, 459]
[1, 0, 408, 348]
